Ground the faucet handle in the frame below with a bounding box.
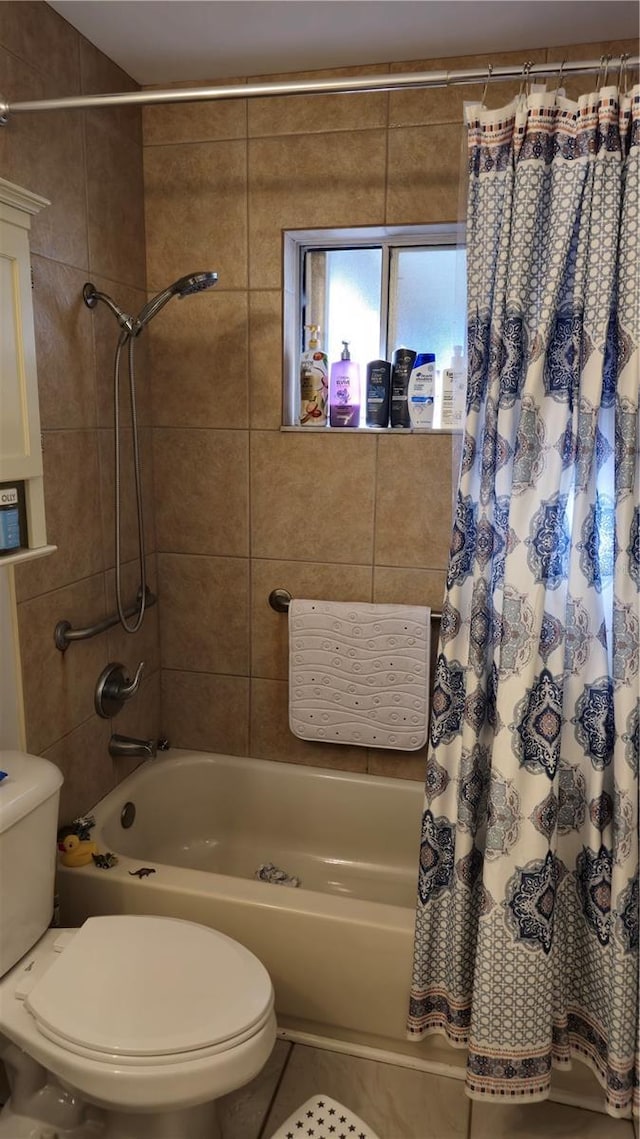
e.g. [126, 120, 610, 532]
[120, 661, 145, 700]
[95, 661, 146, 718]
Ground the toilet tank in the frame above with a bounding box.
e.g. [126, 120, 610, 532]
[0, 751, 63, 976]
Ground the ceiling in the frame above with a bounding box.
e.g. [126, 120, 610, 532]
[47, 1, 638, 87]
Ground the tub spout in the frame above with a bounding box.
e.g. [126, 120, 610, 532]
[109, 734, 157, 759]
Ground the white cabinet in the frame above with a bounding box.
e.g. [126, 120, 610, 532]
[0, 178, 55, 565]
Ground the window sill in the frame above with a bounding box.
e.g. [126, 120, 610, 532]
[280, 426, 463, 435]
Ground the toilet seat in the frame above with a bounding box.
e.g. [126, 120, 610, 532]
[25, 915, 274, 1062]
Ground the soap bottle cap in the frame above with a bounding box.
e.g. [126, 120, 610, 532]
[305, 324, 320, 349]
[453, 344, 463, 357]
[341, 340, 351, 361]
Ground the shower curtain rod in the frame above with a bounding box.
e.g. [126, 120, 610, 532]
[1, 54, 637, 123]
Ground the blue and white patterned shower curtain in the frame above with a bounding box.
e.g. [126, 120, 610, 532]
[408, 83, 639, 1118]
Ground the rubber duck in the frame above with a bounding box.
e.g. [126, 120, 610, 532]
[58, 833, 98, 868]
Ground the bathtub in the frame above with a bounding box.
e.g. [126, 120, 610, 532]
[56, 748, 459, 1069]
[56, 749, 609, 1103]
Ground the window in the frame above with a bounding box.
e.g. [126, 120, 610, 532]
[283, 225, 466, 430]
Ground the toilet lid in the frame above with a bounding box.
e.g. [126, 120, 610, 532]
[25, 915, 273, 1058]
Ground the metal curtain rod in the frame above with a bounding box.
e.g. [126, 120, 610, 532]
[1, 55, 637, 122]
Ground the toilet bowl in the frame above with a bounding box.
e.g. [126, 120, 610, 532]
[0, 914, 276, 1138]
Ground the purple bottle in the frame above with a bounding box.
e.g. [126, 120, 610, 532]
[329, 341, 360, 427]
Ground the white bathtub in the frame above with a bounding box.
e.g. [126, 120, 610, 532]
[56, 749, 608, 1103]
[56, 749, 458, 1066]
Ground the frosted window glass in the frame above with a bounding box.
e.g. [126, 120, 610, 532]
[324, 248, 382, 369]
[389, 247, 467, 371]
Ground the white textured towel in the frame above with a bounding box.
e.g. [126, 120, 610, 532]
[288, 599, 430, 750]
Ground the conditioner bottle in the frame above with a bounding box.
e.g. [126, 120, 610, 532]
[299, 324, 329, 425]
[330, 341, 360, 427]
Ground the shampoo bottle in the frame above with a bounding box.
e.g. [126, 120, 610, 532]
[299, 324, 329, 425]
[330, 341, 360, 427]
[365, 359, 391, 427]
[408, 353, 436, 427]
[390, 347, 416, 427]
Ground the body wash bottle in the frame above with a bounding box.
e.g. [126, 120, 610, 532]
[330, 341, 360, 427]
[299, 324, 329, 425]
[390, 347, 416, 427]
[365, 359, 391, 427]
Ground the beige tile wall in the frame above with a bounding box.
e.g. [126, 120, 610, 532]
[143, 36, 637, 781]
[1, 1, 160, 823]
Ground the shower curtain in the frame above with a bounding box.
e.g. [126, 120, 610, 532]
[408, 82, 639, 1118]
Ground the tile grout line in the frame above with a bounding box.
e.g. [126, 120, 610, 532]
[256, 1041, 296, 1139]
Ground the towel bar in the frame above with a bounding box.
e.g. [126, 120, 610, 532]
[268, 588, 442, 620]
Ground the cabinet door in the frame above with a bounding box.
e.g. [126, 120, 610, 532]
[0, 211, 42, 481]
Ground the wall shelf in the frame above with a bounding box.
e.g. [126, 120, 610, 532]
[0, 544, 56, 568]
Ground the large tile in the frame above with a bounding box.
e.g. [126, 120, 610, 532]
[251, 558, 372, 680]
[386, 122, 464, 225]
[17, 574, 108, 755]
[249, 291, 283, 429]
[0, 1, 80, 89]
[264, 1043, 470, 1139]
[250, 677, 367, 772]
[30, 257, 97, 430]
[14, 431, 104, 601]
[367, 745, 427, 781]
[105, 554, 160, 676]
[150, 290, 249, 428]
[250, 431, 376, 564]
[98, 427, 157, 568]
[470, 1098, 634, 1138]
[42, 714, 113, 826]
[248, 130, 386, 289]
[153, 428, 249, 556]
[389, 48, 547, 127]
[373, 565, 447, 609]
[0, 50, 88, 270]
[247, 64, 389, 137]
[218, 1038, 292, 1139]
[143, 76, 247, 146]
[90, 276, 152, 428]
[374, 433, 453, 568]
[157, 553, 249, 674]
[85, 116, 146, 289]
[160, 669, 249, 755]
[144, 139, 248, 292]
[80, 35, 141, 144]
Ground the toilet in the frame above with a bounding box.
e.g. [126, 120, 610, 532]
[0, 751, 277, 1139]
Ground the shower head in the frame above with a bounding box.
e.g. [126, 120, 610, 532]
[134, 271, 218, 332]
[82, 271, 218, 335]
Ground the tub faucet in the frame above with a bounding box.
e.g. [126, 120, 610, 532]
[109, 734, 157, 759]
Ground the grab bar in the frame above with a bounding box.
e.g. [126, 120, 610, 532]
[268, 589, 442, 621]
[54, 588, 157, 652]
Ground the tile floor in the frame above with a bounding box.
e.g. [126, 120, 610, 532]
[218, 1040, 637, 1139]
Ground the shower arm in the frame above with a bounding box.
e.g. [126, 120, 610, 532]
[82, 283, 136, 334]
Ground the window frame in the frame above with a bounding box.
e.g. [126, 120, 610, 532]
[282, 223, 465, 428]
